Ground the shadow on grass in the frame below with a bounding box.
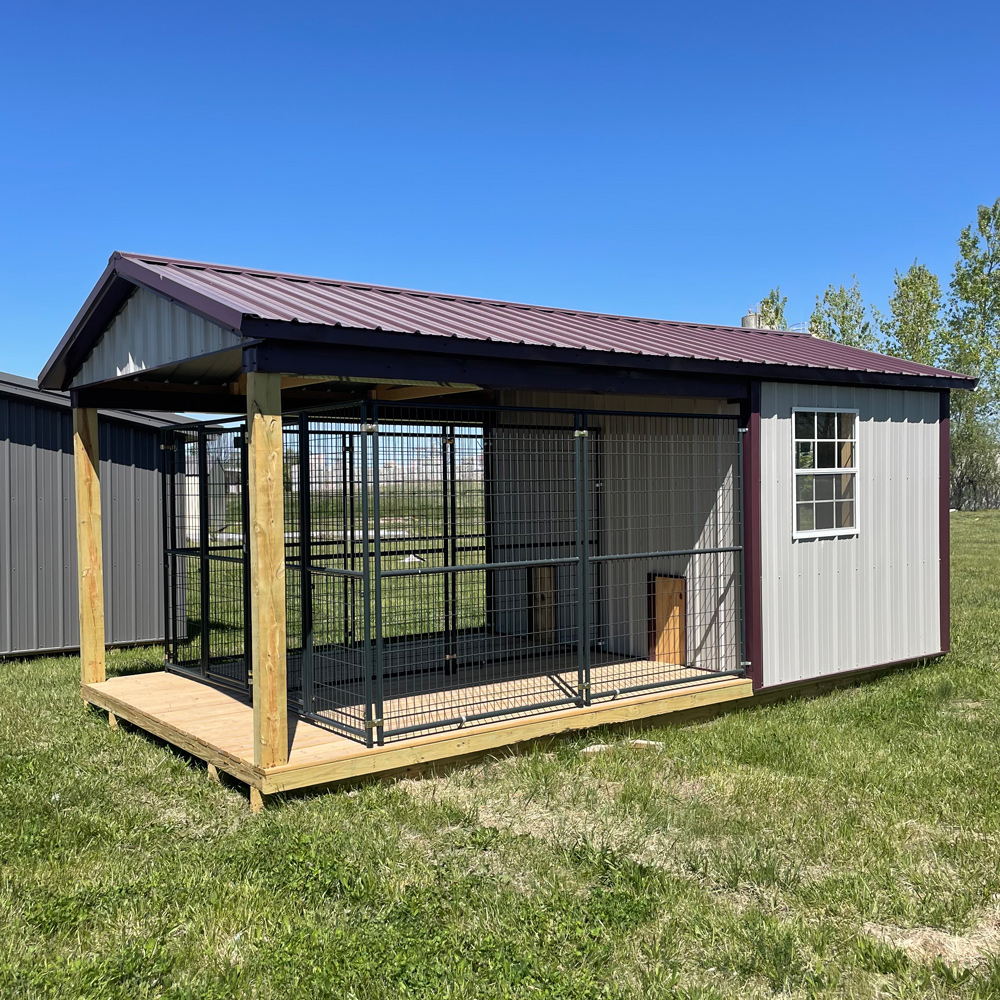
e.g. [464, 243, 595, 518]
[105, 645, 166, 677]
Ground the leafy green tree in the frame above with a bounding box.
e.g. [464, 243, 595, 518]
[875, 261, 945, 368]
[944, 198, 1000, 509]
[946, 198, 1000, 414]
[809, 276, 880, 351]
[949, 414, 1000, 509]
[758, 287, 788, 330]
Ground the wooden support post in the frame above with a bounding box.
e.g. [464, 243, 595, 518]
[108, 711, 118, 730]
[247, 373, 289, 768]
[249, 786, 264, 814]
[73, 406, 106, 686]
[207, 763, 220, 783]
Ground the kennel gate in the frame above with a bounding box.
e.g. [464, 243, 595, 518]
[163, 402, 746, 745]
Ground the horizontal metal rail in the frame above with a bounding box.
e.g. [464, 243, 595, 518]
[304, 565, 365, 580]
[589, 545, 742, 563]
[291, 396, 742, 423]
[381, 692, 583, 740]
[590, 667, 747, 702]
[379, 555, 580, 578]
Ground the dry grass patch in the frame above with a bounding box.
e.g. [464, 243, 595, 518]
[864, 900, 1000, 968]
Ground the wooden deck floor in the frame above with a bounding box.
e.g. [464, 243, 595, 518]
[82, 668, 753, 798]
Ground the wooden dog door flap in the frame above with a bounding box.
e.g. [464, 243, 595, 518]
[651, 576, 686, 665]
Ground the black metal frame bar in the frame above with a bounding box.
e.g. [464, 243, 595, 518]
[160, 430, 172, 666]
[197, 427, 210, 675]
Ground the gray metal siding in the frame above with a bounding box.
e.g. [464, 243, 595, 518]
[71, 286, 238, 388]
[0, 393, 165, 656]
[759, 382, 941, 687]
[595, 414, 739, 666]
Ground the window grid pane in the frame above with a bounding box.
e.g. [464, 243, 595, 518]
[793, 409, 857, 535]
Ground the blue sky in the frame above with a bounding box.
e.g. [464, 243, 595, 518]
[1, 1, 997, 379]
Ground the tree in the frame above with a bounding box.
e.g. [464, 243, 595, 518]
[949, 414, 1000, 510]
[809, 276, 879, 351]
[944, 198, 1000, 509]
[875, 261, 945, 368]
[946, 197, 1000, 415]
[757, 287, 788, 330]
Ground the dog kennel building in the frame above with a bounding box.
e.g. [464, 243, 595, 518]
[38, 254, 975, 808]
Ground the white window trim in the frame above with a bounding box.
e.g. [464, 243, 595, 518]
[791, 406, 860, 541]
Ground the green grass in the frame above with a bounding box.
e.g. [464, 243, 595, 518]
[2, 512, 1000, 999]
[174, 544, 488, 669]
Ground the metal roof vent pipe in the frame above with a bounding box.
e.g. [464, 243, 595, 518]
[741, 310, 760, 329]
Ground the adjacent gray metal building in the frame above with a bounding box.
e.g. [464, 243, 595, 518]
[0, 371, 185, 657]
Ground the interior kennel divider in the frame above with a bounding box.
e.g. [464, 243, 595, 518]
[163, 402, 747, 746]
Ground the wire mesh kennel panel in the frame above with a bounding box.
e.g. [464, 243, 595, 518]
[585, 412, 742, 700]
[295, 403, 371, 739]
[163, 401, 745, 745]
[163, 420, 249, 691]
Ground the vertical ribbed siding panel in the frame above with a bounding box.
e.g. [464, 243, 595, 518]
[100, 421, 165, 647]
[31, 404, 63, 651]
[10, 401, 38, 652]
[0, 396, 10, 653]
[62, 413, 79, 651]
[72, 287, 237, 388]
[0, 391, 166, 656]
[759, 383, 941, 687]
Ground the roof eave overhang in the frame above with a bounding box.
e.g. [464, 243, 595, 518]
[38, 253, 248, 391]
[242, 318, 980, 393]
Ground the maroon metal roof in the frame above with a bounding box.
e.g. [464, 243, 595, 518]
[39, 251, 977, 390]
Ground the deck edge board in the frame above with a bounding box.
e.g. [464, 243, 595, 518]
[81, 672, 752, 796]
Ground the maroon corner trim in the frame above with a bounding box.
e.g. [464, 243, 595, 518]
[741, 381, 764, 690]
[939, 391, 951, 654]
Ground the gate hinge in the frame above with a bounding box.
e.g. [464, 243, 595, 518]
[363, 423, 378, 434]
[577, 681, 591, 692]
[740, 660, 752, 668]
[365, 717, 383, 729]
[574, 429, 589, 438]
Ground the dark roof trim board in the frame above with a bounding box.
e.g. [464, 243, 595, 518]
[39, 252, 979, 393]
[241, 320, 969, 391]
[0, 371, 190, 429]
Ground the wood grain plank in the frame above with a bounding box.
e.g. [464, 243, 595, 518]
[73, 407, 105, 686]
[246, 373, 289, 768]
[81, 669, 753, 796]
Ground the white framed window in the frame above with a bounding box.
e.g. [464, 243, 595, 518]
[792, 407, 858, 539]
